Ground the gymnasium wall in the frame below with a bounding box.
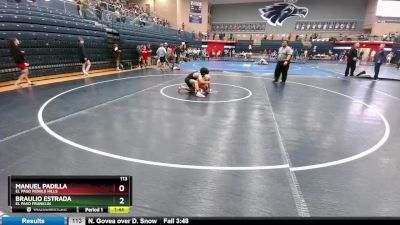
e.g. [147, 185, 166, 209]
[363, 0, 378, 30]
[210, 0, 368, 33]
[154, 0, 178, 28]
[153, 0, 209, 33]
[372, 23, 400, 35]
[177, 0, 209, 34]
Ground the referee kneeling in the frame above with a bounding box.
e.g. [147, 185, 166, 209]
[273, 40, 293, 83]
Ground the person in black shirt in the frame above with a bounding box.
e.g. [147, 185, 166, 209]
[112, 43, 122, 71]
[359, 50, 364, 65]
[373, 44, 386, 81]
[76, 0, 82, 17]
[78, 37, 91, 76]
[178, 67, 211, 98]
[344, 43, 360, 77]
[9, 38, 34, 87]
[175, 45, 182, 64]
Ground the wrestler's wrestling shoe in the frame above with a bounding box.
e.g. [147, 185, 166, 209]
[196, 92, 206, 98]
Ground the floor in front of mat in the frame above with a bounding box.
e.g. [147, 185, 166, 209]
[0, 63, 400, 217]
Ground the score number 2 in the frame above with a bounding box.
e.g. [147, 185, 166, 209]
[117, 176, 129, 205]
[118, 185, 126, 205]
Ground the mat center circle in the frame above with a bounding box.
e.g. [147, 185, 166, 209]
[160, 83, 253, 103]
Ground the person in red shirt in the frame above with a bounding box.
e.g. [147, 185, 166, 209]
[140, 45, 149, 69]
[145, 44, 152, 66]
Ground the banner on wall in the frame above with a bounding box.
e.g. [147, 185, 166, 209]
[190, 1, 202, 13]
[189, 14, 202, 24]
[294, 20, 358, 31]
[211, 22, 266, 32]
[377, 16, 400, 24]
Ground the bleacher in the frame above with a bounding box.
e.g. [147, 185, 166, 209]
[260, 40, 304, 53]
[236, 40, 253, 52]
[311, 41, 334, 54]
[0, 1, 111, 81]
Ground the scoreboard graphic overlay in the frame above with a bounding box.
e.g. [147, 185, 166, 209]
[8, 176, 132, 213]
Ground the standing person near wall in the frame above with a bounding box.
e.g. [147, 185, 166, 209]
[359, 50, 364, 65]
[132, 45, 141, 69]
[156, 43, 167, 71]
[175, 45, 182, 64]
[397, 57, 400, 70]
[201, 48, 207, 61]
[9, 37, 34, 87]
[112, 43, 122, 71]
[76, 0, 82, 17]
[78, 37, 91, 76]
[140, 45, 149, 69]
[166, 44, 174, 69]
[181, 44, 188, 62]
[373, 44, 386, 81]
[344, 42, 359, 77]
[370, 49, 376, 64]
[146, 43, 152, 66]
[273, 40, 293, 83]
[386, 52, 394, 65]
[80, 0, 89, 18]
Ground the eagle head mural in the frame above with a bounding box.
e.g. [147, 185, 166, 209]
[259, 1, 308, 27]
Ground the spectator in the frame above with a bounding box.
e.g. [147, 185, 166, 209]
[273, 40, 293, 83]
[201, 48, 207, 61]
[139, 16, 145, 27]
[9, 37, 34, 87]
[76, 0, 83, 17]
[293, 48, 298, 60]
[156, 43, 167, 71]
[132, 45, 141, 69]
[359, 50, 364, 65]
[175, 45, 182, 64]
[396, 57, 400, 70]
[166, 44, 174, 69]
[372, 44, 386, 81]
[344, 43, 359, 77]
[78, 37, 91, 76]
[383, 33, 388, 41]
[112, 43, 122, 71]
[386, 52, 394, 64]
[139, 45, 150, 69]
[370, 49, 376, 63]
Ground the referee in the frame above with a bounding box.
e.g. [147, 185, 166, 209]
[273, 40, 293, 83]
[344, 42, 360, 77]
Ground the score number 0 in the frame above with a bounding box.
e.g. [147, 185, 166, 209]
[118, 176, 128, 205]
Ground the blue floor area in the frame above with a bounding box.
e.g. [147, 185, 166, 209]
[179, 61, 341, 77]
[179, 60, 400, 79]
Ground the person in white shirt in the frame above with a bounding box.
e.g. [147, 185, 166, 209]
[255, 58, 268, 65]
[273, 40, 293, 83]
[370, 50, 376, 64]
[156, 43, 167, 70]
